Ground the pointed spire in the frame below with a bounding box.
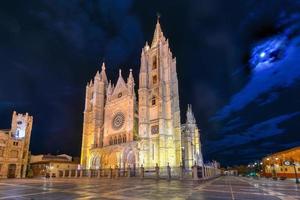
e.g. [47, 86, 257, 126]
[186, 104, 196, 124]
[128, 69, 133, 81]
[115, 69, 126, 88]
[94, 70, 100, 80]
[151, 15, 165, 48]
[127, 69, 135, 95]
[107, 80, 112, 95]
[100, 62, 108, 84]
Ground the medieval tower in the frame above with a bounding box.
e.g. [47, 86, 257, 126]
[138, 19, 182, 167]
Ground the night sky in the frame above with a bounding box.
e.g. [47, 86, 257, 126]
[1, 0, 300, 166]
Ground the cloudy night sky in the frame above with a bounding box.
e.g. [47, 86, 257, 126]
[0, 0, 300, 166]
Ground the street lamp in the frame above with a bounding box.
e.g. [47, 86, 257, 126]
[284, 160, 299, 184]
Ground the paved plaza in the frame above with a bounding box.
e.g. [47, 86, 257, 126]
[0, 176, 299, 200]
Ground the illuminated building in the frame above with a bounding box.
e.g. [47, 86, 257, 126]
[262, 146, 300, 178]
[0, 111, 33, 178]
[30, 154, 79, 178]
[81, 18, 203, 170]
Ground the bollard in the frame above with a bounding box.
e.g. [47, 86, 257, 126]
[155, 163, 160, 180]
[115, 165, 119, 178]
[192, 164, 198, 181]
[62, 170, 65, 178]
[75, 170, 78, 178]
[179, 163, 184, 180]
[108, 166, 112, 179]
[88, 169, 92, 178]
[69, 170, 72, 178]
[167, 163, 171, 181]
[140, 164, 144, 179]
[127, 165, 131, 178]
[98, 169, 101, 178]
[80, 170, 83, 178]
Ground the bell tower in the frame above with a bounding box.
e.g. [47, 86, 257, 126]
[138, 18, 182, 167]
[81, 63, 108, 169]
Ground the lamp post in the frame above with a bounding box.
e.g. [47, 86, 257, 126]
[284, 160, 299, 184]
[292, 163, 299, 184]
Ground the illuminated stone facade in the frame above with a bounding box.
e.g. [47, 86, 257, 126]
[81, 19, 202, 169]
[0, 111, 33, 178]
[181, 105, 203, 169]
[262, 146, 300, 178]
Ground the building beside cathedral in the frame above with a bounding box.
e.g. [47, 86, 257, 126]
[0, 111, 33, 178]
[81, 19, 203, 170]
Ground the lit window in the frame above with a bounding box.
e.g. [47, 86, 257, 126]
[152, 56, 157, 70]
[153, 75, 157, 84]
[152, 97, 156, 106]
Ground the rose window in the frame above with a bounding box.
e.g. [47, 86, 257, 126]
[112, 112, 125, 130]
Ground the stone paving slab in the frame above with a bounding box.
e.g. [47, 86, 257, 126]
[0, 176, 299, 199]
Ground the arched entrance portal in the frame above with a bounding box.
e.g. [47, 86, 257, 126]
[122, 149, 136, 168]
[90, 156, 101, 169]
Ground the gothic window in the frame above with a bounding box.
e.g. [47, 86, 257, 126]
[152, 56, 157, 70]
[118, 135, 122, 144]
[112, 112, 125, 130]
[114, 136, 117, 145]
[152, 96, 156, 106]
[152, 144, 154, 160]
[109, 137, 113, 145]
[152, 75, 157, 85]
[123, 135, 126, 143]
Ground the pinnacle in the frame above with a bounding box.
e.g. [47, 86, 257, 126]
[151, 17, 165, 48]
[101, 62, 106, 70]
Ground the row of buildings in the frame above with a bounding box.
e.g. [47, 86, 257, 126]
[0, 111, 79, 178]
[262, 146, 300, 179]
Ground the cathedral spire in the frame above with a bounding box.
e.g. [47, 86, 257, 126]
[116, 69, 126, 88]
[127, 69, 135, 96]
[151, 16, 165, 48]
[128, 69, 134, 82]
[107, 80, 112, 96]
[186, 104, 196, 124]
[100, 62, 108, 84]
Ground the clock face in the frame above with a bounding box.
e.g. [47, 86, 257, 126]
[151, 125, 159, 135]
[112, 112, 125, 130]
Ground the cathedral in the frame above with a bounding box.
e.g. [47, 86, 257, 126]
[81, 19, 203, 170]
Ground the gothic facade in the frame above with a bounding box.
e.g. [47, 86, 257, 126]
[81, 19, 203, 170]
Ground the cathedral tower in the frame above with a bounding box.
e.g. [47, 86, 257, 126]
[81, 63, 108, 169]
[182, 104, 203, 169]
[138, 18, 182, 167]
